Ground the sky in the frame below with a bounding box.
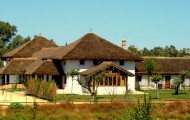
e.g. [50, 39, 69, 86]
[0, 0, 190, 50]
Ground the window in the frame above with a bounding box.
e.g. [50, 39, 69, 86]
[105, 77, 108, 85]
[100, 79, 104, 86]
[93, 60, 103, 66]
[119, 60, 125, 66]
[113, 77, 116, 86]
[137, 76, 142, 82]
[109, 77, 112, 86]
[118, 77, 120, 86]
[80, 60, 85, 65]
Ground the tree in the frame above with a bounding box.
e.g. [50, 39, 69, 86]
[7, 35, 30, 51]
[173, 71, 190, 95]
[77, 70, 106, 103]
[151, 74, 163, 99]
[128, 45, 141, 56]
[144, 58, 157, 93]
[0, 21, 17, 47]
[142, 47, 149, 56]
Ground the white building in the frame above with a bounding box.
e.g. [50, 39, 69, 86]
[0, 33, 143, 95]
[135, 57, 190, 90]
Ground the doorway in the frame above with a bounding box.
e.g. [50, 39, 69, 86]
[165, 76, 171, 89]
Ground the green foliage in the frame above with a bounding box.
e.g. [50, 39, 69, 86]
[186, 114, 190, 120]
[130, 45, 190, 57]
[144, 58, 156, 76]
[0, 21, 17, 46]
[26, 79, 57, 101]
[173, 71, 190, 95]
[0, 60, 3, 68]
[158, 102, 165, 107]
[128, 45, 141, 56]
[7, 35, 30, 51]
[9, 102, 25, 109]
[66, 69, 80, 77]
[127, 94, 152, 120]
[144, 58, 157, 93]
[151, 74, 163, 84]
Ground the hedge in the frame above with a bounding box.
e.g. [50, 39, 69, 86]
[26, 79, 57, 101]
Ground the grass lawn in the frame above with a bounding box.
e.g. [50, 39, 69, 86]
[142, 89, 190, 100]
[56, 89, 190, 102]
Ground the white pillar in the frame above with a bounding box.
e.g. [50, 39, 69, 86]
[35, 75, 37, 80]
[44, 75, 47, 82]
[48, 75, 52, 81]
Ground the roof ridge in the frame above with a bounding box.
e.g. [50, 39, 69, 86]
[143, 57, 190, 59]
[13, 57, 37, 60]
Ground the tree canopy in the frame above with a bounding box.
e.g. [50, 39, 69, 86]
[0, 21, 17, 47]
[128, 45, 190, 57]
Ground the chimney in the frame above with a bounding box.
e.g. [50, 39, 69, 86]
[122, 39, 127, 49]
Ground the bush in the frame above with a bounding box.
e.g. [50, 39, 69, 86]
[26, 79, 57, 101]
[9, 102, 25, 109]
[127, 94, 152, 120]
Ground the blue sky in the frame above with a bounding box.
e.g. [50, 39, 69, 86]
[0, 0, 190, 50]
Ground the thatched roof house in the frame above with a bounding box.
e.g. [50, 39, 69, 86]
[0, 58, 59, 76]
[81, 61, 134, 76]
[43, 33, 143, 61]
[136, 57, 190, 75]
[0, 58, 36, 75]
[25, 59, 59, 75]
[2, 36, 57, 59]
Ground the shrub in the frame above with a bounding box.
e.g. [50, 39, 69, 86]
[9, 102, 25, 109]
[127, 94, 152, 120]
[26, 79, 57, 101]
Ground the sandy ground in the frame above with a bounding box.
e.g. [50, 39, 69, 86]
[0, 90, 48, 106]
[0, 89, 146, 106]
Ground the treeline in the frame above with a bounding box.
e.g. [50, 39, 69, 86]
[0, 21, 31, 58]
[128, 45, 190, 57]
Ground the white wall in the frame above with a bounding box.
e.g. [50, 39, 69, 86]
[62, 60, 136, 94]
[62, 60, 94, 94]
[9, 75, 20, 84]
[138, 75, 190, 90]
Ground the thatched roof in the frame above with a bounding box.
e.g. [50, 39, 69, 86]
[136, 57, 190, 75]
[81, 61, 134, 76]
[32, 47, 58, 59]
[0, 58, 36, 75]
[2, 36, 58, 59]
[43, 33, 143, 61]
[0, 58, 59, 75]
[25, 59, 59, 75]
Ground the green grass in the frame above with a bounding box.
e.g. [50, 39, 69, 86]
[56, 94, 138, 102]
[142, 89, 190, 100]
[56, 90, 190, 102]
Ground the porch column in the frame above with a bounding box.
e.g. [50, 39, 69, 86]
[35, 75, 37, 80]
[44, 75, 47, 82]
[5, 75, 7, 84]
[48, 75, 52, 81]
